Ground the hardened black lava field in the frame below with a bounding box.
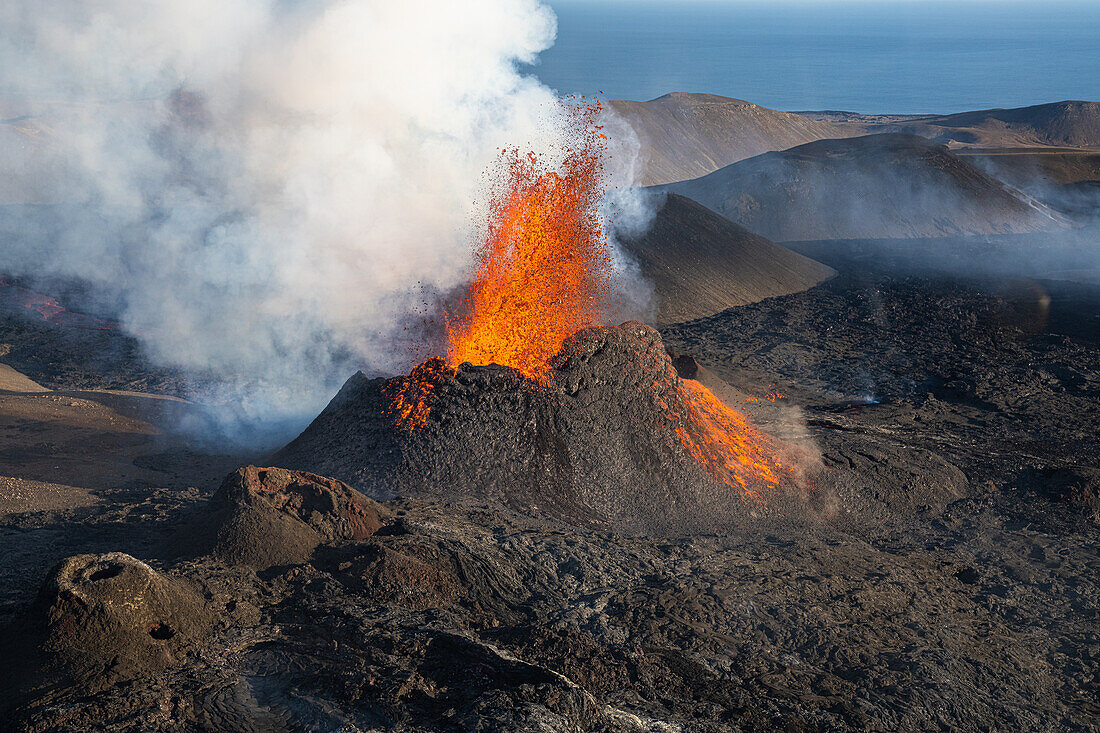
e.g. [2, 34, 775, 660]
[1, 242, 1097, 730]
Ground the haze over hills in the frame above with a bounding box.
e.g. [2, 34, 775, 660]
[961, 150, 1100, 189]
[618, 194, 835, 323]
[662, 133, 1070, 242]
[609, 93, 857, 186]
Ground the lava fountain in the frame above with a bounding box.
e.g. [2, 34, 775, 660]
[383, 102, 788, 502]
[446, 104, 611, 383]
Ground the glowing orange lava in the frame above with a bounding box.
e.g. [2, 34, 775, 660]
[674, 379, 784, 502]
[383, 357, 449, 430]
[446, 103, 611, 383]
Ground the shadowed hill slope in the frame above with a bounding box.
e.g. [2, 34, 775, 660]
[663, 133, 1069, 241]
[620, 194, 835, 323]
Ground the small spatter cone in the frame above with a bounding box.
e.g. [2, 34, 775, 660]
[275, 322, 795, 534]
[173, 466, 393, 570]
[17, 553, 211, 694]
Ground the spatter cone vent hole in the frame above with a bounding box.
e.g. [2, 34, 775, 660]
[146, 623, 176, 640]
[87, 565, 125, 582]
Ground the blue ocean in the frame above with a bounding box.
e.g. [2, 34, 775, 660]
[534, 0, 1100, 114]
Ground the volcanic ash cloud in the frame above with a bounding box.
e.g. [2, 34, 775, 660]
[0, 0, 644, 439]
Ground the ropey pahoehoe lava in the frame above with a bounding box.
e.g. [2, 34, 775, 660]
[275, 103, 797, 531]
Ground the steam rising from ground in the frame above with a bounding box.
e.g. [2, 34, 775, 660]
[0, 0, 649, 442]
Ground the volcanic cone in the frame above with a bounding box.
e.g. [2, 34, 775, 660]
[275, 322, 796, 534]
[174, 465, 393, 570]
[1, 553, 211, 697]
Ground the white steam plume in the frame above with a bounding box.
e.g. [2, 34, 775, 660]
[0, 0, 648, 441]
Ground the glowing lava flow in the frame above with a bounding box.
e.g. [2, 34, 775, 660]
[0, 275, 117, 331]
[446, 104, 611, 383]
[674, 379, 784, 501]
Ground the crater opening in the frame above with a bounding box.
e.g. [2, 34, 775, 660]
[87, 565, 124, 582]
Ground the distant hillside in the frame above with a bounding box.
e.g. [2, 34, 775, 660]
[612, 97, 1100, 188]
[619, 194, 834, 323]
[662, 134, 1070, 242]
[799, 101, 1100, 150]
[609, 93, 856, 186]
[912, 101, 1100, 149]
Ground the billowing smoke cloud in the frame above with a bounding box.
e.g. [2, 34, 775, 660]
[0, 0, 648, 442]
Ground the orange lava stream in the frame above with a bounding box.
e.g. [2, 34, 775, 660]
[446, 103, 611, 383]
[675, 379, 784, 502]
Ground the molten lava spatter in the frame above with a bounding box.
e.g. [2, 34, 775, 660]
[383, 357, 449, 431]
[446, 103, 612, 383]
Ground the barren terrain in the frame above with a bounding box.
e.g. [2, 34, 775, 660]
[1, 231, 1097, 730]
[609, 93, 858, 186]
[2, 89, 1099, 731]
[617, 93, 1100, 186]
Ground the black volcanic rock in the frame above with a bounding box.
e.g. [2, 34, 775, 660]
[1022, 466, 1100, 523]
[618, 193, 835, 323]
[816, 433, 969, 516]
[175, 465, 393, 570]
[663, 133, 1068, 241]
[4, 265, 1098, 731]
[274, 322, 795, 534]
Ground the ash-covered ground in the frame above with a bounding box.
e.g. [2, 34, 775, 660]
[0, 242, 1098, 731]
